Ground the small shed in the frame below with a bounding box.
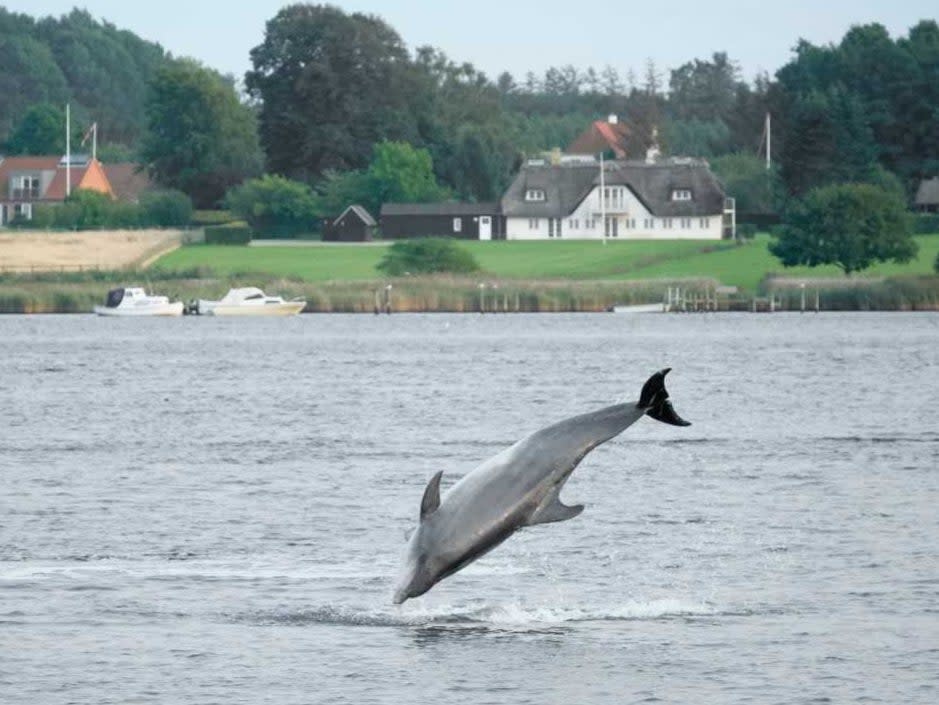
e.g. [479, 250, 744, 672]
[915, 177, 939, 213]
[323, 204, 376, 241]
[380, 202, 503, 240]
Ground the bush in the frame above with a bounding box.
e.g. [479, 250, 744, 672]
[934, 249, 939, 274]
[377, 238, 480, 276]
[915, 213, 939, 234]
[736, 223, 758, 239]
[192, 210, 236, 227]
[204, 222, 252, 245]
[225, 175, 318, 237]
[140, 190, 193, 227]
[67, 189, 113, 229]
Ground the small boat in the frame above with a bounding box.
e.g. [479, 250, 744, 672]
[610, 303, 665, 314]
[197, 287, 306, 316]
[94, 287, 184, 316]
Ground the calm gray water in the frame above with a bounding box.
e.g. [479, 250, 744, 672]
[1, 313, 937, 704]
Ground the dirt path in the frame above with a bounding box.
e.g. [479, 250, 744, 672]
[0, 230, 187, 271]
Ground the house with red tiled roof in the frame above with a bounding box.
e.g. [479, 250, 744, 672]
[102, 163, 155, 204]
[566, 115, 632, 159]
[0, 154, 114, 226]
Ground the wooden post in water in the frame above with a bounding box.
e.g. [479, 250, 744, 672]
[815, 288, 820, 313]
[800, 283, 806, 313]
[478, 283, 485, 313]
[384, 284, 392, 314]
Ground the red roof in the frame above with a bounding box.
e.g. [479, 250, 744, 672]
[44, 166, 93, 200]
[566, 120, 631, 158]
[0, 156, 61, 172]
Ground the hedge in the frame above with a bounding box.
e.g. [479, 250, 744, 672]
[914, 213, 939, 234]
[204, 223, 252, 244]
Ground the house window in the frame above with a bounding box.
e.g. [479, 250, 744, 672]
[671, 189, 693, 201]
[14, 175, 40, 199]
[528, 218, 539, 230]
[664, 218, 674, 229]
[453, 217, 462, 233]
[13, 203, 33, 220]
[681, 218, 691, 229]
[700, 218, 710, 228]
[525, 189, 546, 202]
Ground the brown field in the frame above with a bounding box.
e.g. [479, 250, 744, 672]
[0, 229, 187, 272]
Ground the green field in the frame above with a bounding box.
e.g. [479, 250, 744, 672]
[155, 234, 939, 293]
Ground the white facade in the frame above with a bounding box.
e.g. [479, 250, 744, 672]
[505, 184, 723, 240]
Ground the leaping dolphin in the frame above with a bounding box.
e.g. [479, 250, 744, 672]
[393, 368, 690, 604]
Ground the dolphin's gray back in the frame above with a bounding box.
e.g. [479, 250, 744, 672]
[427, 402, 646, 570]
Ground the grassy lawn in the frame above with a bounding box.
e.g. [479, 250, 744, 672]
[155, 234, 939, 292]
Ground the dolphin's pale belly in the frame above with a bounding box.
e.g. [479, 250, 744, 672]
[396, 389, 678, 603]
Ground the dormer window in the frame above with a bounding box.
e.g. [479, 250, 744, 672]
[525, 188, 546, 202]
[672, 189, 693, 201]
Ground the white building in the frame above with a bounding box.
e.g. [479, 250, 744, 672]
[500, 157, 727, 240]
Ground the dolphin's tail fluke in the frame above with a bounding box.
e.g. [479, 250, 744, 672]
[637, 368, 691, 427]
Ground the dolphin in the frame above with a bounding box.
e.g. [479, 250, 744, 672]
[393, 368, 690, 604]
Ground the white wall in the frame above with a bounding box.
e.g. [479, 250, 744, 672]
[505, 186, 723, 240]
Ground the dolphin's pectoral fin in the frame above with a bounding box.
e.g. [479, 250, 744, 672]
[528, 493, 585, 526]
[420, 470, 443, 522]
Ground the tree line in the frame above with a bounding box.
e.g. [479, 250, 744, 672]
[2, 4, 937, 225]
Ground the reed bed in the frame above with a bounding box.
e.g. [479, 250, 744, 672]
[3, 270, 937, 314]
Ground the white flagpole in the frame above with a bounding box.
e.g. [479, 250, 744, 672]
[66, 103, 71, 197]
[92, 123, 97, 161]
[600, 153, 606, 244]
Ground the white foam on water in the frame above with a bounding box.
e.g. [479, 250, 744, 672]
[255, 596, 716, 629]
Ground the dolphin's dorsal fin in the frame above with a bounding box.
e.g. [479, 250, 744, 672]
[420, 470, 443, 522]
[528, 488, 584, 526]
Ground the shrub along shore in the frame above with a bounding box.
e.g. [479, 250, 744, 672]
[1, 269, 938, 314]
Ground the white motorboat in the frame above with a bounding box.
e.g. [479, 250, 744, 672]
[197, 287, 306, 316]
[94, 287, 184, 316]
[610, 303, 665, 314]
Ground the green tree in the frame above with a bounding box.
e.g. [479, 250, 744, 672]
[710, 152, 781, 215]
[34, 9, 168, 145]
[376, 238, 480, 276]
[226, 175, 319, 236]
[0, 31, 69, 139]
[317, 141, 449, 217]
[662, 118, 731, 157]
[246, 4, 418, 180]
[668, 52, 740, 122]
[141, 59, 263, 208]
[778, 87, 878, 196]
[5, 103, 74, 155]
[771, 183, 916, 275]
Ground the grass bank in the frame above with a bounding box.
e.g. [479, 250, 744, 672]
[155, 234, 939, 293]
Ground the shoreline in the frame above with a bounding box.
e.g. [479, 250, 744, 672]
[1, 273, 938, 313]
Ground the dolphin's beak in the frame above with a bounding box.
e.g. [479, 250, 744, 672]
[392, 588, 408, 605]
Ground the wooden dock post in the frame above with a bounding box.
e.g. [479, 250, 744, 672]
[815, 288, 820, 313]
[800, 283, 806, 313]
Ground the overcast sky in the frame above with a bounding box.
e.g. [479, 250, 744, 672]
[6, 0, 936, 83]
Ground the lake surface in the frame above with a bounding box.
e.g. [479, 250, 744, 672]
[1, 313, 937, 704]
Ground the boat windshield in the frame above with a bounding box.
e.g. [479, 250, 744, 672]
[105, 288, 124, 308]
